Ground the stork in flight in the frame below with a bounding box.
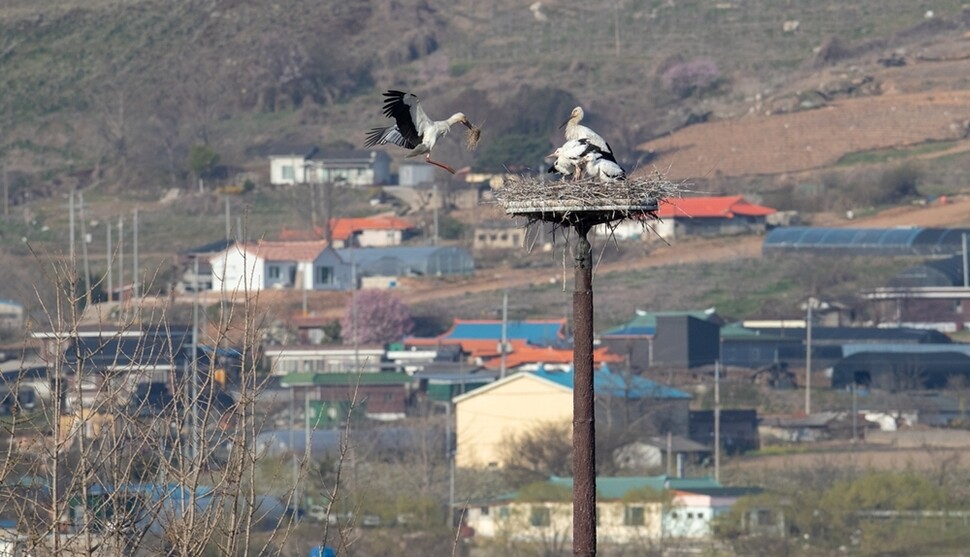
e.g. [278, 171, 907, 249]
[364, 90, 475, 174]
[560, 106, 617, 163]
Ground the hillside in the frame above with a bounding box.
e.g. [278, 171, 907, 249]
[4, 0, 970, 195]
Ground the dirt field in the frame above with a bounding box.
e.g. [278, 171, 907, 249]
[637, 89, 970, 180]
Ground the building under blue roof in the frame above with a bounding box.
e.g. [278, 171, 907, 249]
[763, 227, 970, 256]
[533, 367, 691, 400]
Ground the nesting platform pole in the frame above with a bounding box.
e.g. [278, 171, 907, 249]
[572, 221, 596, 557]
[502, 185, 661, 557]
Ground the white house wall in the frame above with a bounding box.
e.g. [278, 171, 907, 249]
[210, 246, 264, 293]
[270, 156, 310, 185]
[358, 229, 403, 247]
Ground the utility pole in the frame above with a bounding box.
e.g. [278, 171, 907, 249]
[351, 247, 359, 371]
[191, 257, 200, 462]
[432, 183, 439, 246]
[132, 208, 139, 300]
[960, 232, 970, 288]
[68, 189, 76, 262]
[106, 224, 113, 302]
[79, 193, 91, 306]
[806, 298, 813, 415]
[714, 359, 721, 483]
[118, 217, 124, 301]
[500, 291, 508, 379]
[2, 162, 7, 217]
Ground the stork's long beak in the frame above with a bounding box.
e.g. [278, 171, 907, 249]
[461, 118, 474, 129]
[558, 118, 569, 130]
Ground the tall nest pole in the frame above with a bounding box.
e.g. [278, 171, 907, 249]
[495, 170, 681, 556]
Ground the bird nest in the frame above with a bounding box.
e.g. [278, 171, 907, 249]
[494, 168, 683, 228]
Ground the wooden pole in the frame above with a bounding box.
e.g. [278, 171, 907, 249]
[572, 222, 596, 557]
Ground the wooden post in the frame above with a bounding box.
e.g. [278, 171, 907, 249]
[572, 222, 596, 557]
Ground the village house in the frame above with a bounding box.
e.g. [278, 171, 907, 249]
[263, 345, 387, 376]
[453, 368, 691, 468]
[281, 371, 413, 422]
[654, 195, 776, 240]
[208, 240, 353, 293]
[279, 215, 418, 248]
[463, 475, 758, 544]
[267, 145, 390, 187]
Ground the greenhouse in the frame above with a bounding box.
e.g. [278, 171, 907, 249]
[762, 227, 970, 256]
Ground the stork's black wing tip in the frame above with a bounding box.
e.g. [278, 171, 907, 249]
[363, 127, 385, 148]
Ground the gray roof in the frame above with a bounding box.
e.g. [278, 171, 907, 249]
[264, 144, 319, 158]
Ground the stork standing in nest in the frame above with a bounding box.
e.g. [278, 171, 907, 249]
[560, 106, 618, 164]
[547, 138, 593, 179]
[364, 90, 479, 174]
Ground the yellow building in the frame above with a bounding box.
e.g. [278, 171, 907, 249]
[454, 368, 691, 468]
[455, 371, 572, 468]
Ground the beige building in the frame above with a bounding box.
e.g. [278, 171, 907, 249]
[454, 372, 571, 468]
[454, 369, 691, 468]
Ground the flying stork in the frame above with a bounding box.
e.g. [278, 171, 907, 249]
[364, 90, 475, 174]
[560, 106, 617, 163]
[547, 138, 594, 179]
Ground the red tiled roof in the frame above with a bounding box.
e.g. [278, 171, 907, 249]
[239, 240, 330, 262]
[656, 195, 776, 219]
[481, 345, 623, 370]
[279, 215, 415, 242]
[330, 216, 415, 241]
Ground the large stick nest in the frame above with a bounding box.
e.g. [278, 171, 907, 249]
[493, 168, 685, 227]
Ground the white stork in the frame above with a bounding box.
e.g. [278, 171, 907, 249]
[364, 90, 475, 174]
[547, 138, 594, 179]
[560, 106, 617, 163]
[582, 148, 626, 182]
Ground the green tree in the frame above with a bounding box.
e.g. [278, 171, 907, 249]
[188, 144, 220, 190]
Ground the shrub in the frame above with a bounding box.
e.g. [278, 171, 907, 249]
[661, 57, 722, 98]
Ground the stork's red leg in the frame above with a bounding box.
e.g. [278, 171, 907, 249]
[425, 155, 456, 175]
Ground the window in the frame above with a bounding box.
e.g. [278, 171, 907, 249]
[480, 506, 489, 516]
[624, 505, 645, 526]
[281, 165, 295, 180]
[530, 507, 551, 527]
[756, 509, 773, 526]
[268, 265, 281, 279]
[477, 234, 486, 242]
[315, 266, 332, 284]
[687, 512, 694, 520]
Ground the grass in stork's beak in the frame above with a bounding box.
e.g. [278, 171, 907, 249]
[465, 124, 482, 151]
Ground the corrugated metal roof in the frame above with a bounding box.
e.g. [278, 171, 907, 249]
[603, 309, 719, 337]
[443, 319, 567, 345]
[547, 475, 721, 500]
[533, 367, 692, 400]
[281, 372, 412, 387]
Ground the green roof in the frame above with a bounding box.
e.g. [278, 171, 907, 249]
[604, 309, 718, 336]
[281, 372, 412, 387]
[546, 475, 722, 500]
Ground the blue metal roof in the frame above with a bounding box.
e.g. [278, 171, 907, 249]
[532, 367, 691, 400]
[763, 227, 970, 256]
[446, 320, 565, 345]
